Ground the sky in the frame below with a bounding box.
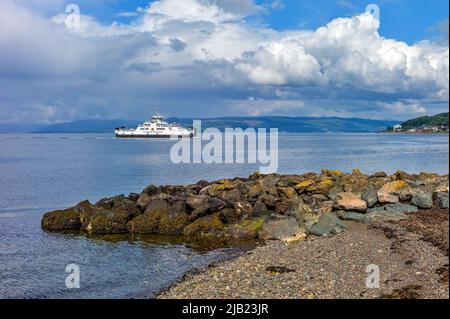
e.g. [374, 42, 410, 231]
[0, 0, 448, 123]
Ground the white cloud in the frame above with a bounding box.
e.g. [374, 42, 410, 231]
[0, 0, 448, 123]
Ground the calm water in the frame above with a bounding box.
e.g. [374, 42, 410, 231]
[0, 133, 448, 298]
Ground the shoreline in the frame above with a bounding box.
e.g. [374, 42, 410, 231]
[40, 169, 449, 299]
[157, 208, 449, 299]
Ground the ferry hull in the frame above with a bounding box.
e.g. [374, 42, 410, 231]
[115, 133, 193, 139]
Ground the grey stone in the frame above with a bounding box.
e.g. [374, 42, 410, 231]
[308, 213, 348, 237]
[385, 203, 419, 214]
[258, 216, 300, 240]
[368, 206, 386, 213]
[362, 189, 378, 207]
[411, 192, 433, 209]
[336, 211, 368, 223]
[365, 210, 408, 222]
[434, 192, 449, 209]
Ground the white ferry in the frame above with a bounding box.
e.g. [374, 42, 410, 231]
[115, 112, 194, 138]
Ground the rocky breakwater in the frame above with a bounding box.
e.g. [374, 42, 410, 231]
[42, 169, 449, 241]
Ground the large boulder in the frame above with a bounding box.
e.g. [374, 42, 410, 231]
[334, 192, 367, 212]
[183, 214, 226, 237]
[42, 206, 82, 231]
[258, 216, 301, 240]
[288, 203, 320, 230]
[129, 201, 188, 235]
[78, 202, 130, 234]
[307, 213, 347, 236]
[411, 192, 433, 209]
[228, 217, 266, 238]
[377, 181, 412, 204]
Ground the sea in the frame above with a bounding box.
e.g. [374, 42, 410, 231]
[0, 133, 448, 298]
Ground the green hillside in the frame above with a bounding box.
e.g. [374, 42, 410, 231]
[401, 112, 449, 130]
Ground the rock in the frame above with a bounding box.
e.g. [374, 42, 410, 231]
[278, 187, 297, 200]
[228, 217, 266, 238]
[259, 194, 280, 208]
[411, 192, 433, 209]
[334, 192, 367, 212]
[311, 194, 328, 201]
[275, 201, 289, 215]
[258, 216, 300, 240]
[260, 174, 280, 188]
[248, 172, 262, 181]
[129, 201, 189, 235]
[307, 213, 347, 236]
[321, 169, 345, 179]
[362, 189, 378, 207]
[377, 181, 411, 204]
[42, 206, 81, 231]
[183, 214, 225, 237]
[185, 195, 209, 210]
[196, 180, 210, 188]
[372, 171, 387, 178]
[367, 206, 386, 213]
[283, 232, 307, 244]
[106, 195, 141, 218]
[128, 193, 140, 201]
[156, 209, 189, 235]
[327, 186, 344, 200]
[294, 180, 315, 193]
[277, 176, 303, 187]
[78, 202, 129, 234]
[394, 170, 415, 181]
[289, 203, 320, 230]
[385, 203, 419, 214]
[335, 211, 368, 223]
[143, 184, 160, 196]
[318, 200, 334, 214]
[220, 189, 243, 203]
[218, 207, 242, 224]
[307, 180, 334, 194]
[145, 199, 169, 214]
[128, 212, 159, 234]
[434, 192, 449, 209]
[247, 183, 264, 198]
[252, 201, 271, 217]
[365, 210, 408, 222]
[136, 193, 152, 209]
[207, 198, 227, 211]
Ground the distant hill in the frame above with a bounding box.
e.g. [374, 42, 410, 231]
[34, 120, 140, 133]
[0, 123, 47, 133]
[30, 116, 396, 133]
[167, 116, 396, 133]
[400, 112, 449, 130]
